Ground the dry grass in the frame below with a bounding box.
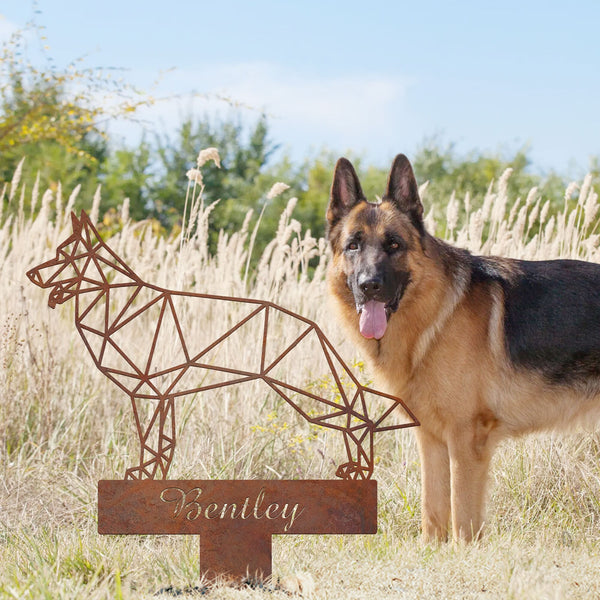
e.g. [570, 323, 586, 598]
[1, 159, 600, 599]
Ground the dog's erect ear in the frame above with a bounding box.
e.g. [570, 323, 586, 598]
[78, 209, 103, 243]
[327, 158, 365, 234]
[385, 154, 424, 233]
[71, 212, 81, 231]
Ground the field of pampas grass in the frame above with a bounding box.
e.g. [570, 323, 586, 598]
[2, 155, 600, 599]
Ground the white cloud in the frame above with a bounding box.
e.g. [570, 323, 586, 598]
[201, 62, 408, 133]
[110, 62, 416, 164]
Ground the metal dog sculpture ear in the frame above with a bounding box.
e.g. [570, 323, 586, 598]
[27, 211, 418, 480]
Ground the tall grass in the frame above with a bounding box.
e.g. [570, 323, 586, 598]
[1, 157, 600, 599]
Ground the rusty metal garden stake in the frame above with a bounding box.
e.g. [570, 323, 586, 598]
[27, 210, 419, 581]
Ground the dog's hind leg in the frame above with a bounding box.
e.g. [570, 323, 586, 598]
[335, 427, 374, 480]
[125, 395, 176, 480]
[415, 427, 451, 542]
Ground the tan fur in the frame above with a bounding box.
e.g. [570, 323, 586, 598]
[328, 208, 600, 542]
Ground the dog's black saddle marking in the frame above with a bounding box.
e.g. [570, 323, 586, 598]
[502, 259, 600, 384]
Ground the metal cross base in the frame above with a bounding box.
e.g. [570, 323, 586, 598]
[98, 479, 377, 582]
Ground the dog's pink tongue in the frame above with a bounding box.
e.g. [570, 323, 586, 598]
[359, 300, 387, 339]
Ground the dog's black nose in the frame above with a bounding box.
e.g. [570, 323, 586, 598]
[359, 277, 383, 297]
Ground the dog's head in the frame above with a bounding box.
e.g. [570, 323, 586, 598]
[26, 212, 94, 308]
[326, 154, 426, 340]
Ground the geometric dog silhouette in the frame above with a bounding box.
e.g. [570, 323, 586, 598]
[27, 210, 419, 481]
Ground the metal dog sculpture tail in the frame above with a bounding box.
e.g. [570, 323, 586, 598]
[27, 211, 418, 480]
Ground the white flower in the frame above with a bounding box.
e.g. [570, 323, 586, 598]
[121, 197, 130, 223]
[266, 182, 290, 200]
[564, 181, 578, 202]
[186, 168, 203, 185]
[196, 147, 221, 168]
[540, 200, 550, 225]
[578, 174, 592, 207]
[525, 186, 538, 207]
[528, 199, 540, 230]
[445, 192, 459, 232]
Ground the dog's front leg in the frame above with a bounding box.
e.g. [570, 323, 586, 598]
[415, 427, 451, 542]
[125, 395, 176, 480]
[447, 422, 495, 542]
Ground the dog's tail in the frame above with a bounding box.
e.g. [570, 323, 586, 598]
[357, 386, 420, 432]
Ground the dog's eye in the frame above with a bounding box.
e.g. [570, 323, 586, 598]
[387, 239, 403, 252]
[346, 241, 359, 251]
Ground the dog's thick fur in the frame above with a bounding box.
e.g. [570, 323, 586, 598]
[326, 154, 600, 542]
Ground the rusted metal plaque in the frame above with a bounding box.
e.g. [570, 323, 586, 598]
[99, 479, 377, 581]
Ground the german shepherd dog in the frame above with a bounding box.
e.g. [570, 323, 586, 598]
[326, 154, 600, 542]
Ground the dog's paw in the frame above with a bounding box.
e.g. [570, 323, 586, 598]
[278, 572, 315, 597]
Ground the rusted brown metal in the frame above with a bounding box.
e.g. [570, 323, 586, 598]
[26, 211, 421, 582]
[98, 479, 377, 581]
[27, 210, 419, 481]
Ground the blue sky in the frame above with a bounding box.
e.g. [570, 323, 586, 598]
[2, 0, 599, 176]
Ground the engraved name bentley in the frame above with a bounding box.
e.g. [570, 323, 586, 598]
[159, 486, 304, 532]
